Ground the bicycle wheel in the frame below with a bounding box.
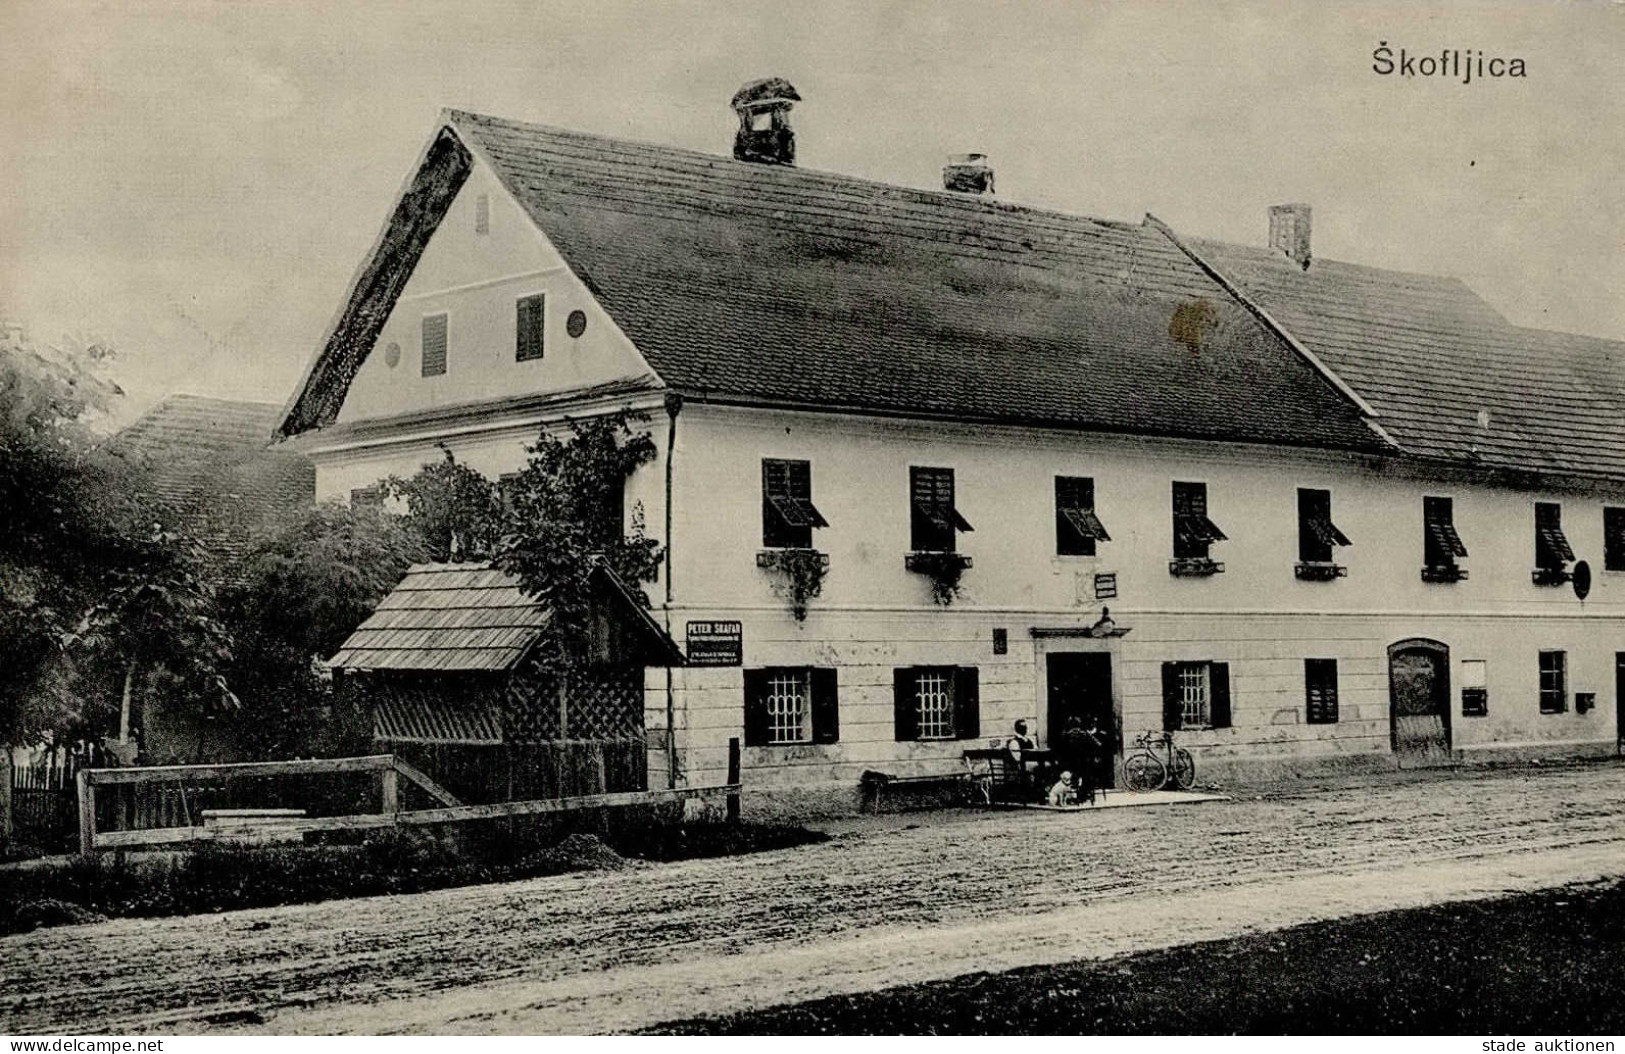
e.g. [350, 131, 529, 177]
[1170, 748, 1196, 790]
[1123, 753, 1165, 792]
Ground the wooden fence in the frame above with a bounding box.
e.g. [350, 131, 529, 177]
[77, 740, 742, 855]
[9, 758, 80, 846]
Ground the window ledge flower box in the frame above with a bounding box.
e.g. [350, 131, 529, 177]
[756, 548, 830, 572]
[1169, 557, 1224, 577]
[905, 551, 972, 574]
[1420, 564, 1469, 583]
[1294, 561, 1347, 582]
[1531, 566, 1572, 586]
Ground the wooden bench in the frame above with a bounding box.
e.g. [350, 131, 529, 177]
[858, 769, 971, 814]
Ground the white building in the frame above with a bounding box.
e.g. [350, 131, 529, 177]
[277, 91, 1625, 815]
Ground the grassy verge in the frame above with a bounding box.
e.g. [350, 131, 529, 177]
[648, 877, 1625, 1035]
[0, 821, 825, 936]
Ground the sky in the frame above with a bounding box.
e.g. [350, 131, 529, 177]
[2, 0, 1622, 427]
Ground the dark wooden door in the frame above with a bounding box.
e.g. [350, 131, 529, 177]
[1615, 653, 1624, 754]
[1389, 640, 1452, 763]
[1046, 652, 1115, 788]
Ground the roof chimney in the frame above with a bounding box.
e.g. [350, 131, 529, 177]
[1268, 203, 1312, 269]
[731, 77, 800, 166]
[942, 153, 994, 195]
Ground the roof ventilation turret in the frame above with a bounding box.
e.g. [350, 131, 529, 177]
[731, 77, 800, 166]
[1268, 203, 1313, 270]
[943, 153, 994, 195]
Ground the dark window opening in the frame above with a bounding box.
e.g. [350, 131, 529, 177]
[516, 294, 544, 362]
[1535, 502, 1574, 572]
[1172, 481, 1227, 560]
[762, 459, 828, 549]
[1305, 658, 1339, 725]
[744, 667, 838, 746]
[421, 313, 448, 377]
[1539, 650, 1567, 714]
[1423, 496, 1468, 569]
[1604, 507, 1625, 573]
[893, 666, 980, 742]
[1161, 661, 1231, 731]
[1297, 488, 1350, 564]
[1056, 476, 1110, 557]
[910, 467, 972, 553]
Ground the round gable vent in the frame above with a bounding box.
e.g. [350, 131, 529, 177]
[384, 342, 401, 369]
[567, 310, 587, 338]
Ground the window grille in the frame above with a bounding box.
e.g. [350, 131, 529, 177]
[766, 669, 811, 744]
[915, 670, 954, 739]
[1179, 664, 1211, 728]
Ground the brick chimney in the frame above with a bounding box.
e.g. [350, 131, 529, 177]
[731, 77, 800, 166]
[942, 153, 994, 195]
[1268, 203, 1312, 269]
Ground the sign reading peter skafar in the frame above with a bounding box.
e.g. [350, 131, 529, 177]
[686, 620, 743, 666]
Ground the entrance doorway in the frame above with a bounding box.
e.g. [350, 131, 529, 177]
[1045, 652, 1116, 789]
[1615, 652, 1624, 755]
[1389, 638, 1452, 764]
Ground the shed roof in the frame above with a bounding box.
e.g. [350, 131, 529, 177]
[329, 559, 681, 671]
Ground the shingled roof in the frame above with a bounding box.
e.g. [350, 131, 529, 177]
[1187, 240, 1625, 484]
[278, 111, 1384, 454]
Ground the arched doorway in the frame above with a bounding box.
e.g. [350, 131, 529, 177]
[1389, 638, 1452, 763]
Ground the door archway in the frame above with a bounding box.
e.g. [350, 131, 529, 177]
[1389, 638, 1452, 763]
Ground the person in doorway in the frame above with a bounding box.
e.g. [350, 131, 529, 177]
[1059, 713, 1107, 792]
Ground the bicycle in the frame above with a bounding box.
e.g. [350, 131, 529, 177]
[1122, 731, 1195, 791]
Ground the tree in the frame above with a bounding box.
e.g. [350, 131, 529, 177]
[495, 411, 662, 667]
[387, 445, 504, 562]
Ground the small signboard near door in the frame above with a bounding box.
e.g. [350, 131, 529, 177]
[686, 620, 743, 666]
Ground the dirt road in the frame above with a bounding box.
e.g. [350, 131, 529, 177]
[4, 763, 1624, 1034]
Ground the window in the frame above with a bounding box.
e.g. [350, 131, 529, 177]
[1055, 476, 1111, 557]
[1297, 488, 1350, 564]
[498, 472, 520, 512]
[516, 295, 544, 362]
[1538, 650, 1567, 714]
[350, 485, 385, 510]
[1461, 659, 1488, 717]
[910, 467, 972, 553]
[1422, 496, 1468, 573]
[421, 313, 448, 377]
[1305, 659, 1339, 725]
[1535, 502, 1573, 572]
[743, 667, 838, 746]
[474, 193, 490, 235]
[762, 459, 828, 549]
[1172, 481, 1227, 560]
[1161, 661, 1231, 731]
[1605, 507, 1625, 572]
[892, 666, 980, 742]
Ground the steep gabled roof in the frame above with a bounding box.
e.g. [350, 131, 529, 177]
[1188, 239, 1625, 483]
[278, 111, 1385, 454]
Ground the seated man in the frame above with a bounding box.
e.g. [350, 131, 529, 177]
[1005, 719, 1037, 757]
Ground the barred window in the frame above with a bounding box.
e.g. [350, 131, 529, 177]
[1161, 661, 1231, 731]
[765, 669, 812, 744]
[1179, 664, 1211, 728]
[1538, 650, 1567, 714]
[892, 666, 979, 742]
[915, 669, 954, 740]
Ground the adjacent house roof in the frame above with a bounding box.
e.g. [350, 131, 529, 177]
[279, 111, 1385, 454]
[329, 559, 682, 672]
[1187, 240, 1625, 484]
[115, 394, 315, 566]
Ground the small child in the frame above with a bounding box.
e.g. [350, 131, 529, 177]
[1046, 770, 1078, 806]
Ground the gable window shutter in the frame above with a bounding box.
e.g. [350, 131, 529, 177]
[421, 313, 448, 377]
[893, 668, 918, 741]
[953, 666, 981, 740]
[743, 669, 771, 747]
[810, 667, 839, 744]
[1161, 663, 1182, 732]
[516, 294, 544, 362]
[1209, 662, 1232, 729]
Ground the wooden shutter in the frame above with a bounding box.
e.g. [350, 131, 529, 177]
[893, 668, 918, 741]
[422, 313, 448, 377]
[1210, 662, 1232, 728]
[516, 295, 544, 362]
[811, 668, 839, 744]
[911, 468, 957, 552]
[743, 669, 771, 747]
[1161, 663, 1182, 732]
[953, 666, 980, 740]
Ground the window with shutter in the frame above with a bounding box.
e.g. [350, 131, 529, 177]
[1297, 488, 1350, 564]
[1422, 496, 1468, 570]
[910, 467, 972, 553]
[1603, 507, 1625, 572]
[1172, 481, 1227, 561]
[1161, 660, 1231, 731]
[516, 294, 544, 362]
[762, 459, 828, 549]
[421, 313, 448, 377]
[1055, 476, 1110, 556]
[744, 667, 839, 745]
[1534, 503, 1574, 571]
[1305, 658, 1339, 725]
[892, 666, 977, 741]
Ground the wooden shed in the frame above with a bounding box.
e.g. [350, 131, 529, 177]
[329, 560, 682, 804]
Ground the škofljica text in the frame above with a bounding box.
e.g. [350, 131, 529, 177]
[1373, 43, 1526, 82]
